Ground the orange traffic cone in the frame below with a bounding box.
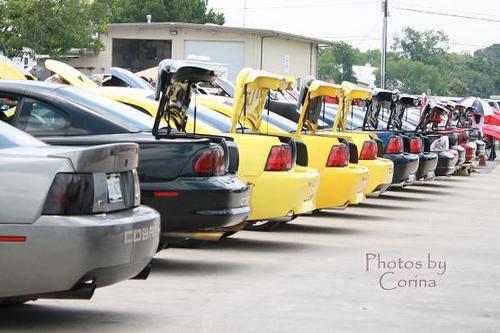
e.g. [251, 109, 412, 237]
[479, 154, 487, 166]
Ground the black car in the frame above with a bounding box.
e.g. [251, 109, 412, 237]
[0, 80, 250, 249]
[389, 95, 457, 176]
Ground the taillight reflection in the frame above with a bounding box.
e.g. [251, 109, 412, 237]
[326, 144, 349, 167]
[265, 145, 293, 171]
[194, 147, 226, 176]
[360, 141, 378, 160]
[385, 136, 404, 154]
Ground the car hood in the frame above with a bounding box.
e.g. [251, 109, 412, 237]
[45, 59, 98, 88]
[230, 68, 291, 133]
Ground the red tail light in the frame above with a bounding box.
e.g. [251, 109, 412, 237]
[385, 136, 403, 154]
[42, 173, 95, 215]
[326, 144, 349, 167]
[360, 141, 378, 160]
[194, 147, 226, 176]
[410, 137, 423, 154]
[265, 145, 293, 171]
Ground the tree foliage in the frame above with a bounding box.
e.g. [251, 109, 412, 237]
[392, 27, 449, 65]
[109, 0, 225, 25]
[319, 27, 499, 98]
[0, 0, 225, 58]
[318, 42, 357, 83]
[0, 0, 109, 58]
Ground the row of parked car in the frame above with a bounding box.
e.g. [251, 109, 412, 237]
[0, 56, 488, 305]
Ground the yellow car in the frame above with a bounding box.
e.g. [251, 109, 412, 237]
[44, 59, 320, 231]
[197, 69, 370, 210]
[315, 81, 394, 194]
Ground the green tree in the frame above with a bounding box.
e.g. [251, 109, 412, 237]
[392, 27, 449, 65]
[318, 42, 357, 83]
[110, 0, 225, 24]
[385, 59, 444, 95]
[0, 0, 110, 58]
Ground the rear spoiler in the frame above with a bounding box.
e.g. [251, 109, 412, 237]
[48, 143, 139, 173]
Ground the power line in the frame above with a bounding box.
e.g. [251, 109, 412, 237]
[393, 7, 500, 23]
[392, 1, 500, 19]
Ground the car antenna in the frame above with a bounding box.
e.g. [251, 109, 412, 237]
[322, 97, 326, 128]
[240, 84, 247, 134]
[193, 84, 197, 134]
[266, 90, 271, 134]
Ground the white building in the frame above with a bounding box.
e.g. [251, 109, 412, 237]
[64, 22, 331, 82]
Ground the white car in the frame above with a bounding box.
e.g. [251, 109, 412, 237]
[0, 120, 160, 305]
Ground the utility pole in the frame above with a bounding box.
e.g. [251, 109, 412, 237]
[380, 0, 388, 89]
[243, 0, 247, 28]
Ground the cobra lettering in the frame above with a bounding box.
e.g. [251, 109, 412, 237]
[124, 226, 160, 244]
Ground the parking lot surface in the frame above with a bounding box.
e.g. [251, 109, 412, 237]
[1, 163, 499, 333]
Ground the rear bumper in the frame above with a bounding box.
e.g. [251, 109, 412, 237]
[416, 152, 438, 180]
[358, 158, 394, 195]
[435, 150, 457, 176]
[316, 164, 369, 208]
[245, 167, 319, 220]
[0, 205, 160, 299]
[141, 174, 251, 239]
[384, 153, 419, 184]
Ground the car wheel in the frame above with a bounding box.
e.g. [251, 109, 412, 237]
[244, 220, 280, 231]
[280, 214, 300, 224]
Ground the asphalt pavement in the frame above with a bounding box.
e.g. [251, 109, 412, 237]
[1, 162, 499, 333]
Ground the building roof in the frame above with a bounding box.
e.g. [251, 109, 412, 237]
[107, 22, 334, 45]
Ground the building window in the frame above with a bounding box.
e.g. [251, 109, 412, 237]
[112, 38, 172, 72]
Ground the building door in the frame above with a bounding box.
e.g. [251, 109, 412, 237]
[184, 41, 244, 82]
[112, 39, 172, 72]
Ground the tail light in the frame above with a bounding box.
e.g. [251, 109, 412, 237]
[265, 145, 293, 171]
[326, 144, 349, 167]
[409, 137, 423, 154]
[194, 147, 226, 176]
[42, 173, 94, 215]
[385, 136, 404, 154]
[359, 141, 378, 160]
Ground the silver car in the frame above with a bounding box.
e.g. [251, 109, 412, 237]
[0, 121, 160, 304]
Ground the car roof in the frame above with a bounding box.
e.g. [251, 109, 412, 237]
[0, 79, 65, 93]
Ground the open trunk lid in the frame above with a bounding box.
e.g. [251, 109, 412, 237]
[230, 68, 291, 133]
[45, 59, 98, 88]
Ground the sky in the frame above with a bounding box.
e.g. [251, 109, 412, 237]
[207, 0, 500, 53]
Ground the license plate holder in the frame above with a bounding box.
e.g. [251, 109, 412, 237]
[107, 173, 123, 204]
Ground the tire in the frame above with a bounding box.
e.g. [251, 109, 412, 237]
[244, 220, 281, 231]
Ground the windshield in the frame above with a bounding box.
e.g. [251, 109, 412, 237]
[57, 86, 155, 131]
[0, 121, 45, 148]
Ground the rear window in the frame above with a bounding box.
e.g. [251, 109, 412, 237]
[186, 104, 233, 132]
[57, 86, 155, 131]
[0, 121, 44, 148]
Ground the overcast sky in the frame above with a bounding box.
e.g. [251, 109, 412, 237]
[207, 0, 500, 53]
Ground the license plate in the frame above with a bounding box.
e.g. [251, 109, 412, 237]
[107, 173, 123, 203]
